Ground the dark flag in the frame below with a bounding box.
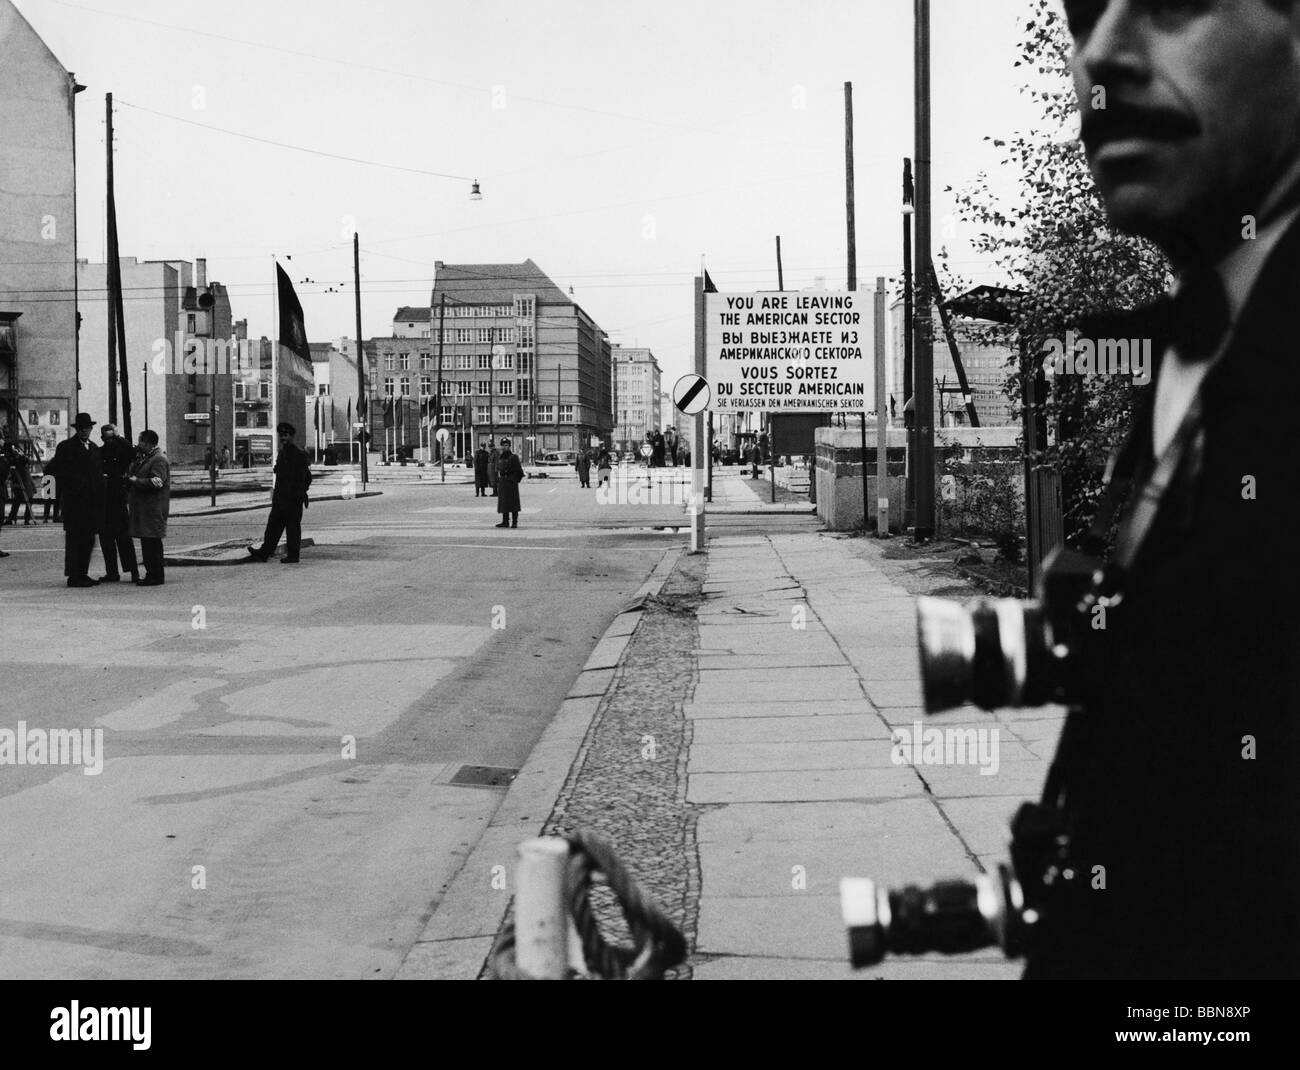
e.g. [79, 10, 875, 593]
[382, 396, 394, 429]
[276, 263, 310, 365]
[346, 397, 352, 427]
[704, 270, 718, 293]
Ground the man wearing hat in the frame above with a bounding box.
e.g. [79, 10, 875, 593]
[248, 422, 313, 564]
[43, 412, 105, 587]
[494, 437, 523, 529]
[97, 423, 139, 584]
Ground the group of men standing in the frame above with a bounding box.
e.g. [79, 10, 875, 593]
[643, 426, 682, 467]
[37, 412, 170, 588]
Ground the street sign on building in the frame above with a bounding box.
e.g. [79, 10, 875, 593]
[183, 412, 211, 422]
[706, 291, 868, 412]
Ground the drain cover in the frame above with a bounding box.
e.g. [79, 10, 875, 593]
[449, 765, 518, 788]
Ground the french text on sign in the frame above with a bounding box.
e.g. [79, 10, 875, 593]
[673, 374, 711, 415]
[705, 290, 869, 413]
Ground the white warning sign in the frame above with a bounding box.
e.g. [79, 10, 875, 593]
[706, 291, 868, 412]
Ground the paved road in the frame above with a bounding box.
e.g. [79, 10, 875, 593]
[0, 470, 807, 978]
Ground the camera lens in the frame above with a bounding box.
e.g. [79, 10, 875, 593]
[917, 597, 1051, 712]
[842, 874, 1010, 966]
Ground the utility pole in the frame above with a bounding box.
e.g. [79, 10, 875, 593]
[903, 158, 916, 528]
[775, 235, 784, 291]
[437, 294, 446, 481]
[846, 81, 867, 529]
[913, 0, 936, 539]
[105, 94, 117, 425]
[353, 233, 368, 488]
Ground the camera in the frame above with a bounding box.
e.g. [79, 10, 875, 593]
[915, 545, 1115, 713]
[839, 546, 1113, 967]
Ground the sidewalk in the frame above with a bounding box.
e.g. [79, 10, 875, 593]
[396, 469, 1064, 979]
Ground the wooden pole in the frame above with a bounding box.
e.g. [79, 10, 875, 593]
[105, 94, 117, 426]
[846, 82, 867, 528]
[903, 158, 915, 528]
[913, 0, 936, 538]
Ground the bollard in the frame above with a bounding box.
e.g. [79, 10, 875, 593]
[514, 837, 572, 979]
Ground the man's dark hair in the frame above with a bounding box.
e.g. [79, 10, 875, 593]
[277, 422, 296, 435]
[139, 429, 159, 446]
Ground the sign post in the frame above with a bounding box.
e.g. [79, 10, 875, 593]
[692, 277, 708, 553]
[436, 426, 450, 483]
[875, 277, 889, 536]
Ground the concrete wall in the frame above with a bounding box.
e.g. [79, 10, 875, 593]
[0, 1, 78, 446]
[815, 424, 1025, 531]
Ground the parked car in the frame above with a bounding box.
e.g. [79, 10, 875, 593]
[533, 450, 578, 467]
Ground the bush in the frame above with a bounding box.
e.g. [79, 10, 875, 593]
[939, 443, 1025, 561]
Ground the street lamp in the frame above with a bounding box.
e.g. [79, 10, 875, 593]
[470, 179, 483, 201]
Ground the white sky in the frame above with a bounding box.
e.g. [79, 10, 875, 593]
[20, 0, 1054, 386]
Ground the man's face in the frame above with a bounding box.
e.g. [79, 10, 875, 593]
[1069, 0, 1300, 251]
[100, 428, 115, 445]
[137, 436, 149, 451]
[76, 425, 91, 441]
[278, 431, 291, 447]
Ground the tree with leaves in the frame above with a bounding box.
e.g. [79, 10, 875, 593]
[940, 0, 1170, 543]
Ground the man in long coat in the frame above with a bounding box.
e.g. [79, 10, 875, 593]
[575, 446, 592, 488]
[473, 444, 491, 496]
[494, 438, 523, 528]
[125, 429, 170, 586]
[487, 442, 501, 496]
[97, 423, 139, 583]
[248, 422, 313, 564]
[44, 412, 104, 587]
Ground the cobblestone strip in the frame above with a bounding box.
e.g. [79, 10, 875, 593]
[537, 551, 707, 979]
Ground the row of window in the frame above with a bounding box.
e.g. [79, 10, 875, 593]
[379, 378, 531, 398]
[373, 404, 574, 425]
[382, 349, 531, 372]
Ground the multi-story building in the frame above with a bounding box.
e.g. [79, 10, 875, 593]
[0, 1, 81, 458]
[78, 257, 234, 464]
[612, 346, 661, 454]
[367, 260, 613, 463]
[305, 339, 364, 458]
[889, 296, 1017, 427]
[232, 336, 315, 466]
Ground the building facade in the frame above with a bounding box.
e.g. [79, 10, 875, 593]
[366, 260, 613, 463]
[0, 0, 80, 459]
[889, 297, 1017, 427]
[78, 257, 234, 464]
[232, 337, 314, 466]
[305, 339, 363, 458]
[612, 346, 661, 455]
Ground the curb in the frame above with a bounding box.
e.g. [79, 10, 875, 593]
[171, 490, 382, 518]
[393, 544, 685, 980]
[166, 538, 317, 567]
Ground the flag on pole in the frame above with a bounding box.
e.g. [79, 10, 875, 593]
[382, 396, 394, 429]
[703, 269, 718, 294]
[313, 395, 320, 430]
[275, 264, 311, 366]
[346, 396, 352, 426]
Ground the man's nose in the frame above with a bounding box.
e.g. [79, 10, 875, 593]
[1078, 0, 1150, 89]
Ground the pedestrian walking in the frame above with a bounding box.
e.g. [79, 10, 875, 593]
[43, 412, 105, 588]
[220, 445, 231, 470]
[575, 445, 592, 488]
[596, 447, 612, 488]
[487, 441, 501, 496]
[749, 441, 762, 479]
[2, 432, 34, 527]
[125, 429, 169, 586]
[97, 423, 140, 584]
[666, 427, 679, 466]
[493, 438, 523, 528]
[247, 422, 313, 564]
[473, 443, 491, 496]
[651, 430, 666, 468]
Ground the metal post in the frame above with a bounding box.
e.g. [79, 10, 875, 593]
[142, 363, 148, 430]
[692, 276, 707, 553]
[514, 838, 572, 979]
[437, 294, 445, 480]
[105, 93, 117, 426]
[903, 158, 915, 528]
[913, 0, 936, 538]
[875, 278, 889, 535]
[353, 233, 368, 489]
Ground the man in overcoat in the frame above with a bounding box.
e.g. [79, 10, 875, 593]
[1025, 0, 1300, 978]
[125, 429, 170, 586]
[44, 412, 104, 588]
[473, 444, 491, 496]
[494, 438, 523, 528]
[248, 423, 313, 564]
[97, 423, 139, 584]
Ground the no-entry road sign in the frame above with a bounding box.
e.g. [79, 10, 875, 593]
[673, 373, 711, 415]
